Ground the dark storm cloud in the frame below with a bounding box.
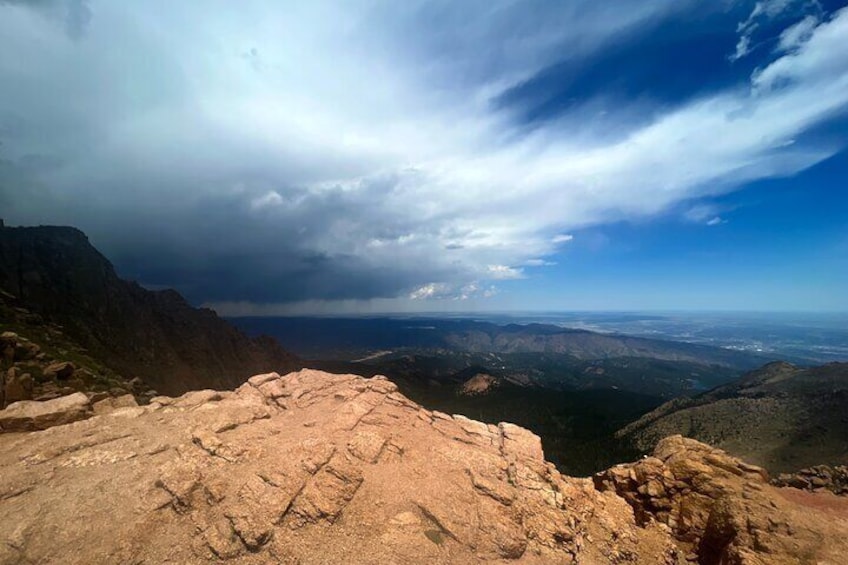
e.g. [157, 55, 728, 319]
[2, 1, 848, 312]
[64, 0, 91, 39]
[93, 182, 463, 305]
[0, 0, 91, 38]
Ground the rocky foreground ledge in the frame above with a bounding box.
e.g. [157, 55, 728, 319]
[0, 370, 846, 564]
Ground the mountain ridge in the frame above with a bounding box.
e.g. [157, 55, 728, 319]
[234, 316, 773, 370]
[0, 224, 301, 396]
[617, 361, 848, 473]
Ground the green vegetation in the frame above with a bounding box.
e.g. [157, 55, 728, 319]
[1, 292, 130, 397]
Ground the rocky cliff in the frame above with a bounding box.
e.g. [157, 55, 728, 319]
[1, 370, 845, 564]
[0, 225, 300, 396]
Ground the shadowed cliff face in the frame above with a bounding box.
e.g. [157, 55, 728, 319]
[0, 225, 301, 395]
[1, 370, 846, 564]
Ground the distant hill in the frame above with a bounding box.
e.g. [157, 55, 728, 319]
[617, 361, 848, 473]
[234, 316, 773, 369]
[440, 322, 772, 368]
[0, 224, 300, 396]
[233, 316, 775, 399]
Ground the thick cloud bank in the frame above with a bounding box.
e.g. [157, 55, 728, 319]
[1, 1, 847, 312]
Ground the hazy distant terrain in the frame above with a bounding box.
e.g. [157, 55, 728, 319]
[231, 315, 779, 365]
[473, 312, 848, 364]
[231, 316, 778, 396]
[231, 312, 848, 365]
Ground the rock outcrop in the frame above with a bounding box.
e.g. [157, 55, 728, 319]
[0, 390, 141, 433]
[772, 464, 848, 496]
[459, 373, 498, 396]
[1, 371, 846, 564]
[0, 370, 676, 564]
[0, 324, 154, 408]
[3, 365, 34, 406]
[594, 435, 848, 564]
[0, 392, 92, 432]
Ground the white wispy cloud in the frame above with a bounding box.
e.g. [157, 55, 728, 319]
[250, 191, 283, 210]
[731, 34, 753, 62]
[408, 281, 496, 301]
[778, 14, 821, 52]
[409, 283, 446, 300]
[684, 204, 732, 226]
[732, 0, 823, 61]
[487, 265, 524, 280]
[524, 259, 557, 267]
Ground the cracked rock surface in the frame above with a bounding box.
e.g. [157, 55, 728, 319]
[594, 435, 848, 564]
[0, 370, 845, 564]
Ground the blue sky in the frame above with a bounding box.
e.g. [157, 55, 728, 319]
[1, 0, 847, 313]
[503, 149, 848, 311]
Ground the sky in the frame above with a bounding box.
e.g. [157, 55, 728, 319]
[1, 0, 847, 314]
